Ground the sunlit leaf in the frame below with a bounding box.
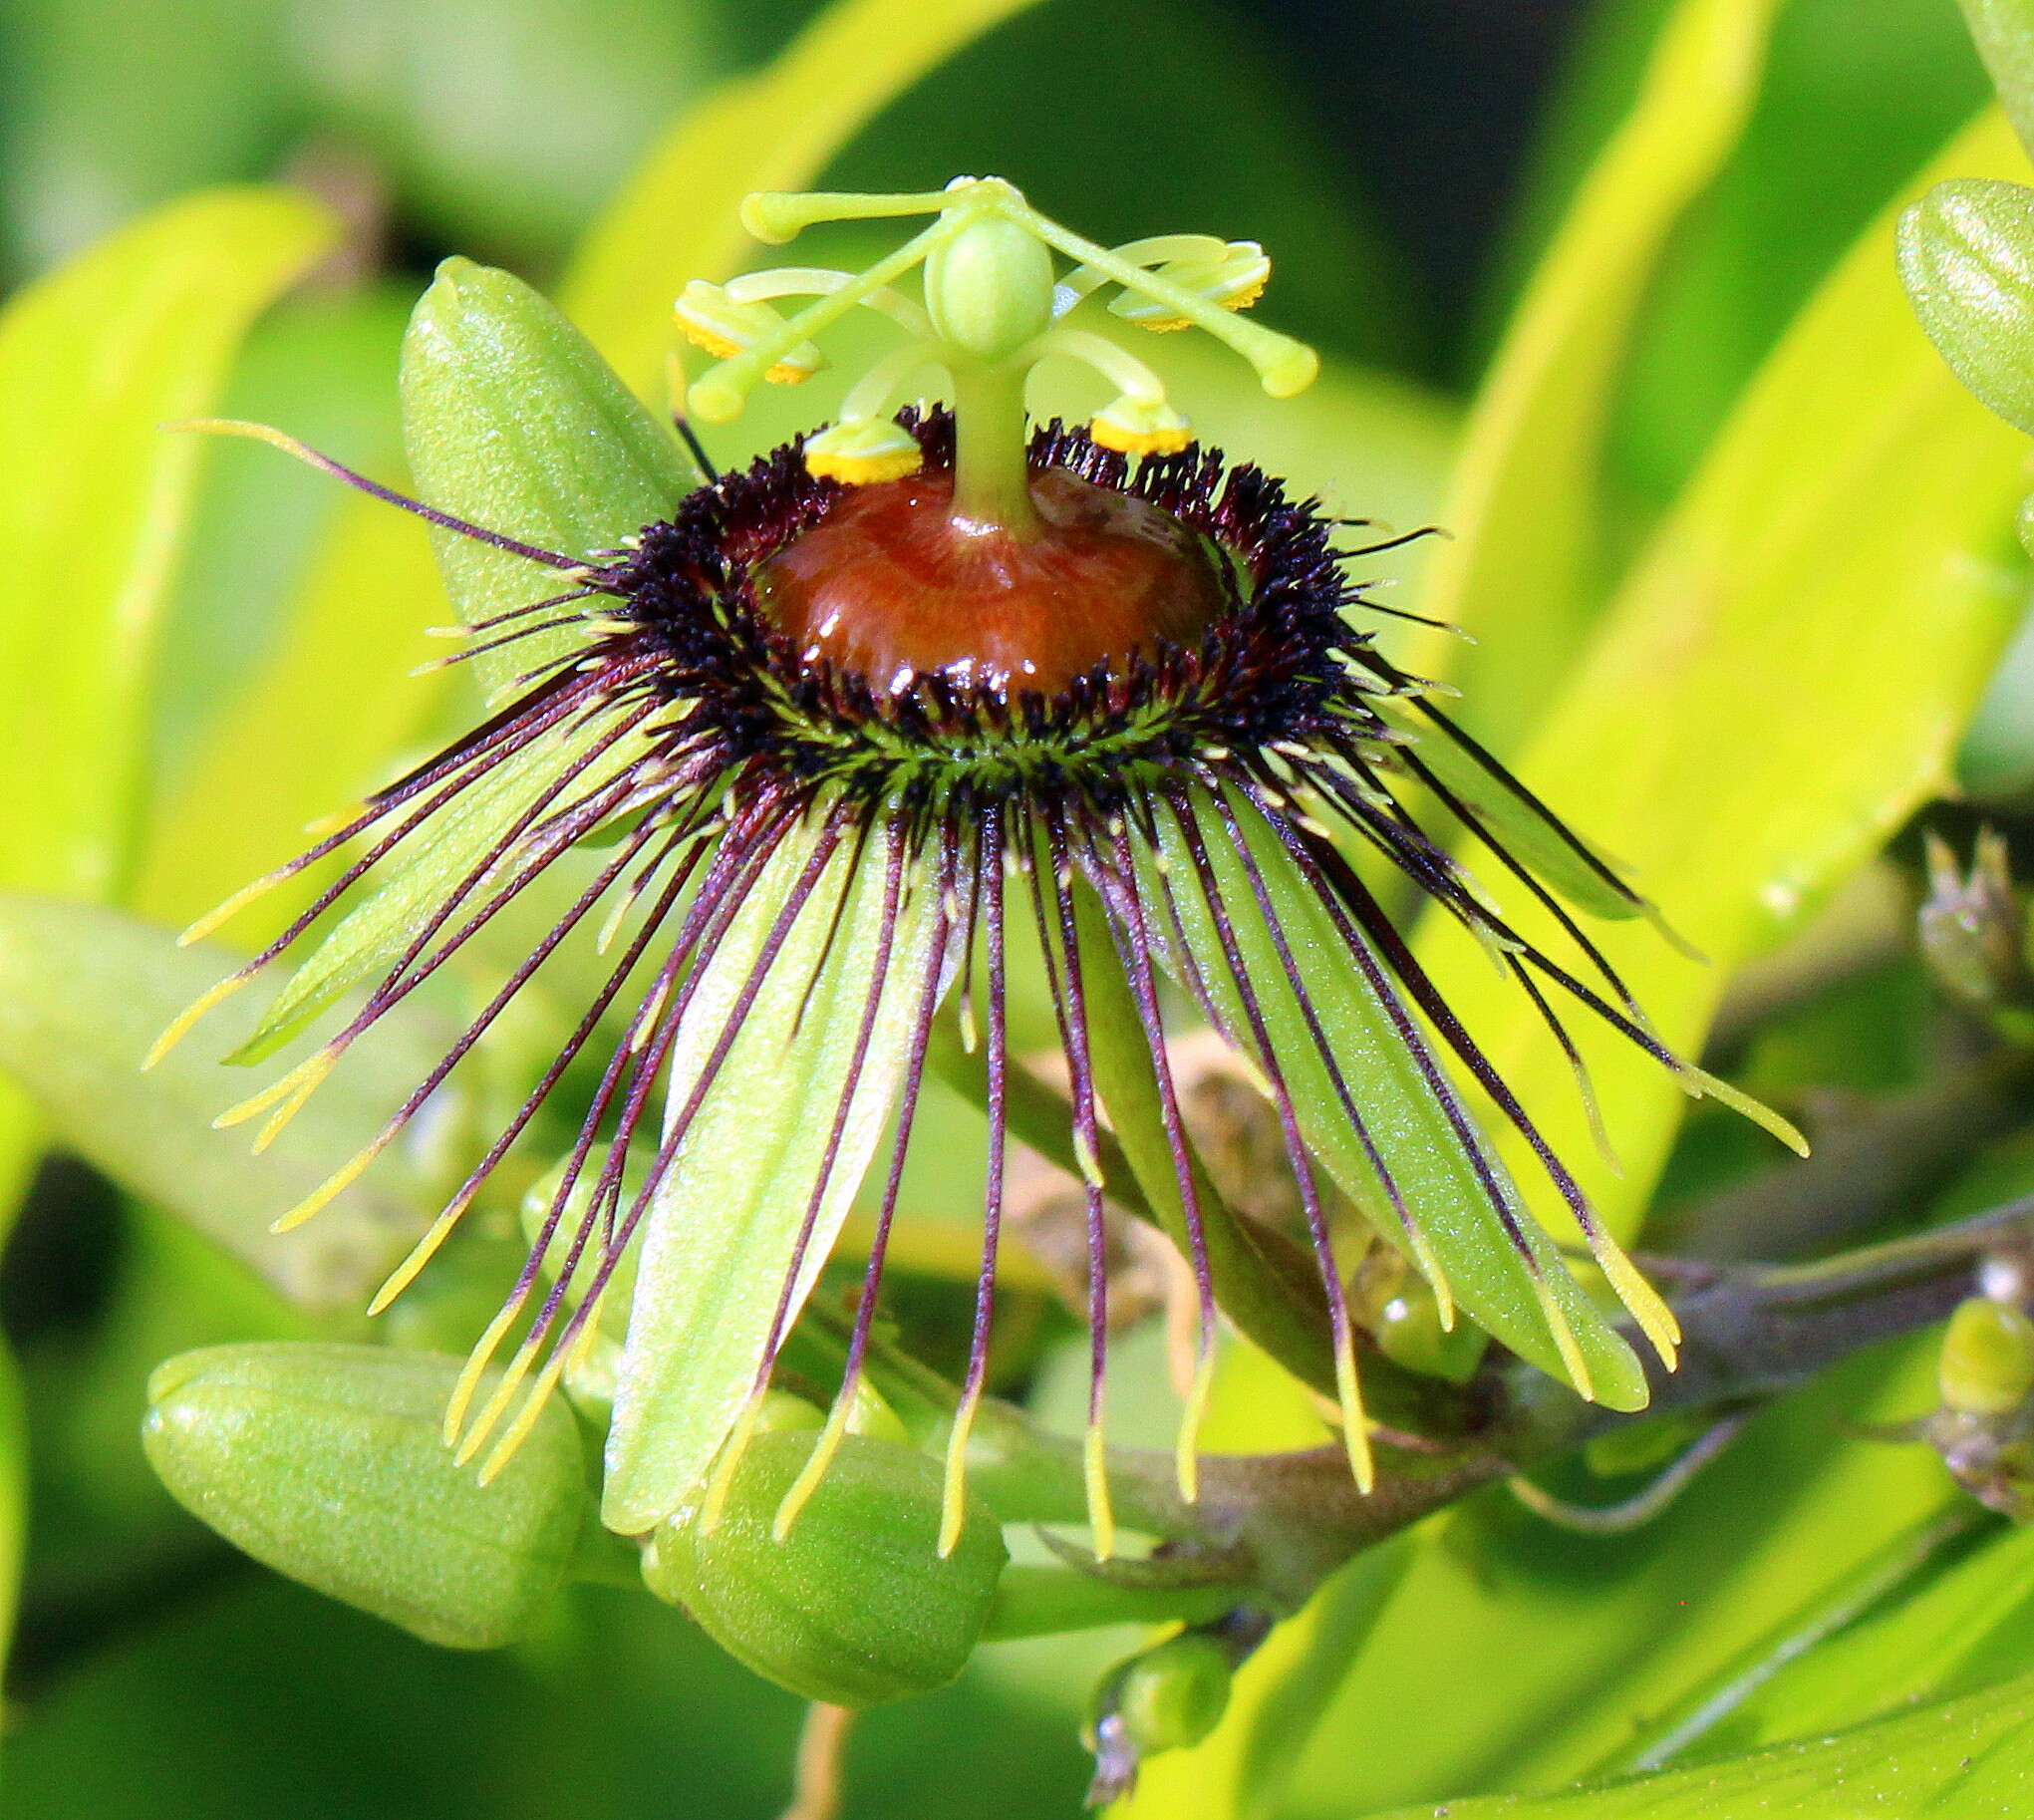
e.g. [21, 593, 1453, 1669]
[1401, 0, 1782, 758]
[1411, 107, 2033, 1247]
[1358, 1662, 2034, 1818]
[0, 184, 335, 906]
[559, 0, 1048, 400]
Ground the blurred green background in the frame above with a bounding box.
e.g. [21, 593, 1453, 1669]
[2, 0, 2027, 1814]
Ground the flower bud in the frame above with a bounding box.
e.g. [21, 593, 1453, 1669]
[143, 1343, 586, 1649]
[640, 1429, 1007, 1705]
[1898, 179, 2034, 437]
[1939, 1296, 2034, 1416]
[1917, 829, 2034, 1036]
[1103, 1631, 1233, 1751]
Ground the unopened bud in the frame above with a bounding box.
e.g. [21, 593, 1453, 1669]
[640, 1430, 1007, 1705]
[1918, 829, 2034, 1035]
[1940, 1296, 2034, 1416]
[144, 1344, 586, 1649]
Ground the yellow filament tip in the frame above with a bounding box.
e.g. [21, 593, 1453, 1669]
[1680, 1064, 1809, 1157]
[368, 1200, 472, 1315]
[1332, 1329, 1375, 1494]
[444, 1300, 527, 1445]
[699, 1390, 769, 1536]
[1596, 1242, 1681, 1367]
[1083, 1422, 1118, 1563]
[1531, 1274, 1596, 1403]
[453, 1332, 543, 1466]
[1174, 1347, 1216, 1504]
[212, 1046, 338, 1132]
[476, 1352, 572, 1485]
[269, 1135, 390, 1234]
[250, 1051, 341, 1153]
[145, 972, 251, 1068]
[773, 1401, 853, 1541]
[938, 1392, 984, 1559]
[180, 871, 290, 947]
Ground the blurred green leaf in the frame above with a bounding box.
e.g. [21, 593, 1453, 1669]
[1359, 1662, 2034, 1817]
[1411, 107, 2033, 1247]
[560, 0, 1048, 400]
[0, 0, 291, 277]
[281, 0, 726, 270]
[1609, 0, 1990, 510]
[1405, 0, 1781, 758]
[0, 184, 333, 915]
[0, 894, 436, 1311]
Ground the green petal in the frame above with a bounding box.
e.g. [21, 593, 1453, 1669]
[1139, 785, 1645, 1411]
[1898, 177, 2034, 437]
[401, 257, 689, 692]
[602, 811, 947, 1533]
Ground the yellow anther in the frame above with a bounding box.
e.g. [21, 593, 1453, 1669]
[1089, 396, 1193, 455]
[674, 281, 823, 385]
[1111, 242, 1271, 331]
[803, 419, 925, 485]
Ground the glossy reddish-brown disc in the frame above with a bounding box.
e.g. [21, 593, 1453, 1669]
[752, 467, 1231, 695]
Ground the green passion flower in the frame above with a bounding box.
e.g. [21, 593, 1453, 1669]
[155, 176, 1798, 1562]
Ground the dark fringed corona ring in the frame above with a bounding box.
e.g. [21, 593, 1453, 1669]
[161, 182, 1800, 1559]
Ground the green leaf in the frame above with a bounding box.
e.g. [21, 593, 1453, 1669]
[603, 815, 946, 1533]
[1138, 785, 1646, 1412]
[1282, 1344, 1951, 1814]
[559, 0, 1049, 401]
[401, 257, 689, 692]
[1357, 1664, 2034, 1818]
[145, 1343, 584, 1650]
[0, 893, 437, 1310]
[1400, 0, 1781, 758]
[0, 185, 336, 905]
[1409, 107, 2034, 1246]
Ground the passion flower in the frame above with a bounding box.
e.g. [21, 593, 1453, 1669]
[156, 177, 1795, 1562]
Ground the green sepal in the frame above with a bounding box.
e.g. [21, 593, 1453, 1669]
[640, 1428, 1007, 1706]
[602, 812, 947, 1534]
[1898, 178, 2034, 439]
[1138, 785, 1647, 1411]
[400, 257, 690, 692]
[143, 1343, 585, 1649]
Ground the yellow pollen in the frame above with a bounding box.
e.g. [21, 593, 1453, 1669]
[1088, 416, 1192, 456]
[804, 444, 925, 485]
[675, 319, 812, 384]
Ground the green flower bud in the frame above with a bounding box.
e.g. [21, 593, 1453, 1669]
[143, 1343, 586, 1649]
[640, 1429, 1007, 1705]
[1917, 829, 2034, 1034]
[1898, 179, 2034, 437]
[1369, 1273, 1487, 1383]
[1103, 1631, 1233, 1753]
[1939, 1297, 2034, 1417]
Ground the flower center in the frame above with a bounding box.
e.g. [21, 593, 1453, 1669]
[754, 465, 1230, 695]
